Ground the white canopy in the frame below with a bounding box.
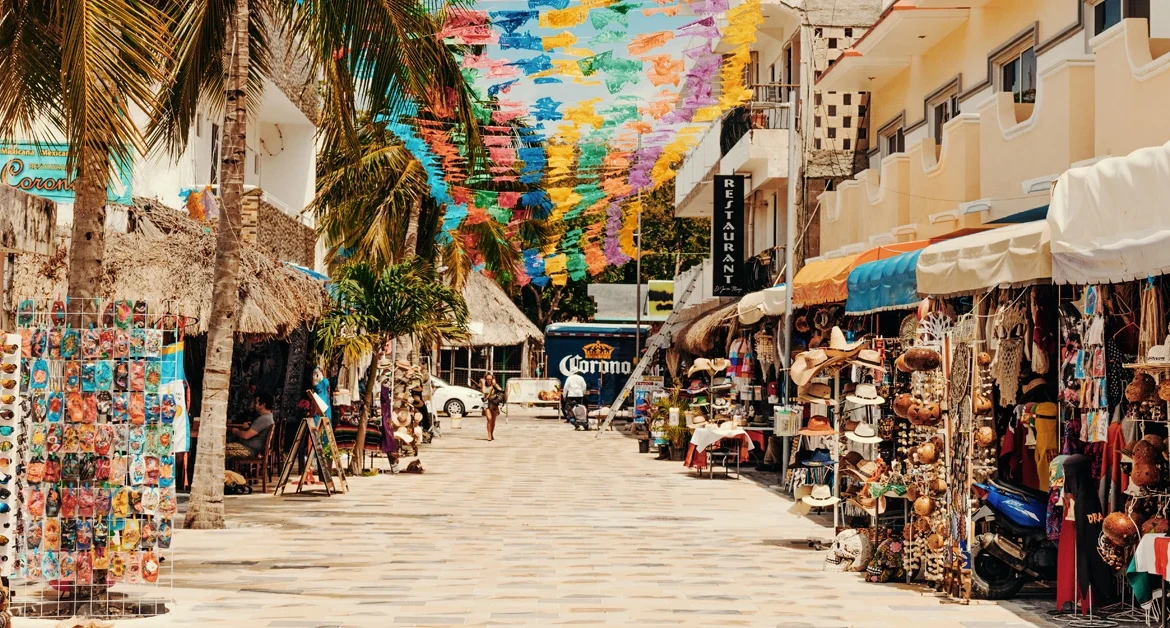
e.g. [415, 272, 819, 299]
[1048, 141, 1170, 284]
[916, 221, 1051, 297]
[736, 284, 787, 325]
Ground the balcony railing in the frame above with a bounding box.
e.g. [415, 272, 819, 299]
[720, 88, 794, 155]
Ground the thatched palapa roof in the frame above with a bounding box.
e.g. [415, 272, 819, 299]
[11, 199, 328, 338]
[677, 302, 737, 355]
[461, 272, 543, 347]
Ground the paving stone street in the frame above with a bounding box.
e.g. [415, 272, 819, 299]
[22, 411, 1054, 627]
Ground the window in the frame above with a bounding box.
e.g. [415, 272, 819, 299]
[843, 93, 852, 106]
[843, 116, 852, 128]
[930, 93, 960, 145]
[842, 139, 851, 151]
[1000, 47, 1036, 104]
[828, 127, 837, 139]
[881, 127, 905, 159]
[1096, 0, 1151, 35]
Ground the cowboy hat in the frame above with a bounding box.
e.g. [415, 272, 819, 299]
[797, 382, 837, 406]
[844, 457, 880, 481]
[681, 380, 708, 396]
[802, 484, 840, 507]
[789, 485, 813, 515]
[394, 426, 415, 444]
[850, 349, 883, 369]
[798, 415, 835, 436]
[687, 358, 715, 377]
[850, 493, 887, 517]
[846, 422, 884, 444]
[846, 383, 886, 406]
[792, 448, 837, 468]
[709, 377, 733, 392]
[710, 358, 731, 374]
[790, 349, 831, 387]
[686, 412, 708, 428]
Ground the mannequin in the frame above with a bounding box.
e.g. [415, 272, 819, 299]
[1056, 454, 1116, 613]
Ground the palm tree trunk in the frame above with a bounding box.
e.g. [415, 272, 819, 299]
[65, 159, 107, 305]
[403, 196, 422, 259]
[185, 0, 249, 530]
[352, 342, 385, 474]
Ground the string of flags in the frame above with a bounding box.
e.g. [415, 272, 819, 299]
[383, 0, 763, 286]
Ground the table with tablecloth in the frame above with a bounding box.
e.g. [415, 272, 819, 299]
[1127, 532, 1169, 622]
[684, 425, 754, 469]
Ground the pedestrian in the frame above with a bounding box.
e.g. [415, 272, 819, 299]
[562, 367, 587, 422]
[480, 373, 503, 441]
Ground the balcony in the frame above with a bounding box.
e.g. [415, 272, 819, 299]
[905, 113, 983, 238]
[1093, 18, 1170, 159]
[674, 120, 722, 218]
[819, 153, 911, 254]
[977, 49, 1095, 221]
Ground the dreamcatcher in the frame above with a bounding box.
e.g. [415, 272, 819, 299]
[917, 312, 955, 346]
[899, 314, 919, 345]
[949, 343, 971, 409]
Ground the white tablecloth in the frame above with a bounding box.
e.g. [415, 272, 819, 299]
[691, 426, 755, 451]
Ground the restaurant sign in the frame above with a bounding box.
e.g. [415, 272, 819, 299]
[712, 174, 745, 296]
[0, 142, 133, 205]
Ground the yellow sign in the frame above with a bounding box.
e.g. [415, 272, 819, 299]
[647, 280, 674, 319]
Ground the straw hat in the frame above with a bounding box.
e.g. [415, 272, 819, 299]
[790, 349, 831, 387]
[709, 358, 731, 373]
[394, 426, 415, 444]
[845, 423, 884, 444]
[802, 484, 840, 507]
[789, 485, 813, 515]
[850, 349, 883, 369]
[797, 382, 837, 406]
[846, 383, 886, 406]
[687, 358, 715, 377]
[826, 327, 864, 358]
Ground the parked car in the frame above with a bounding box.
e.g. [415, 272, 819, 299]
[431, 376, 484, 417]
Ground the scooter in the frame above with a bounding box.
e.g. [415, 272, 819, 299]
[970, 478, 1059, 599]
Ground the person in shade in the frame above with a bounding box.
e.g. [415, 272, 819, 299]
[227, 391, 276, 459]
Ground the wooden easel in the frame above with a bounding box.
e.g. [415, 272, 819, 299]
[273, 416, 347, 495]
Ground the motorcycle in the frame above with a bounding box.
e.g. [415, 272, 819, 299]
[970, 478, 1059, 599]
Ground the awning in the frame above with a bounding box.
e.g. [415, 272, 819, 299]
[916, 221, 1051, 297]
[845, 249, 923, 315]
[792, 241, 936, 307]
[791, 255, 859, 307]
[737, 284, 787, 325]
[1048, 141, 1170, 285]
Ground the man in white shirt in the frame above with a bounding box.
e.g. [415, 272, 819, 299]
[563, 368, 588, 422]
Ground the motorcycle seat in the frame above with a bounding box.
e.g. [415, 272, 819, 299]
[990, 477, 1048, 503]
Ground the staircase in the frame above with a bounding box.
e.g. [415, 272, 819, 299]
[596, 272, 702, 435]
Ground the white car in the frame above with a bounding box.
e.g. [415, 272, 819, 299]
[431, 376, 484, 417]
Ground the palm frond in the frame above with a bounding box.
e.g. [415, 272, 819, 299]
[148, 0, 274, 157]
[56, 0, 169, 177]
[295, 0, 484, 168]
[0, 1, 61, 141]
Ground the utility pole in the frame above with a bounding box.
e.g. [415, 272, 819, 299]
[635, 187, 643, 362]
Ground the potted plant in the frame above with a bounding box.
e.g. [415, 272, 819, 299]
[652, 390, 691, 461]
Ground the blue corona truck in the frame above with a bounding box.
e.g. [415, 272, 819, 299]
[544, 323, 651, 407]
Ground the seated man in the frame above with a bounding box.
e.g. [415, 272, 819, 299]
[227, 391, 276, 459]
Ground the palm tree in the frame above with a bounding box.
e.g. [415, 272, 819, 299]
[316, 259, 468, 473]
[0, 0, 169, 300]
[154, 0, 483, 529]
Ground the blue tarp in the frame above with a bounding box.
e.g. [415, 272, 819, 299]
[845, 249, 923, 315]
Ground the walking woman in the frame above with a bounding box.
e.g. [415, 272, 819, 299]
[480, 373, 503, 441]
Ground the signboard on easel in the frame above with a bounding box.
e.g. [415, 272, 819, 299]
[273, 392, 349, 495]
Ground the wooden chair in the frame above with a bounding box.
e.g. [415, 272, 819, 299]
[229, 426, 275, 493]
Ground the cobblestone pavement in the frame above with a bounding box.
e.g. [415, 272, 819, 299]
[21, 411, 1049, 627]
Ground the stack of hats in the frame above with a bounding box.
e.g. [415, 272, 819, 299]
[682, 358, 733, 428]
[791, 327, 867, 388]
